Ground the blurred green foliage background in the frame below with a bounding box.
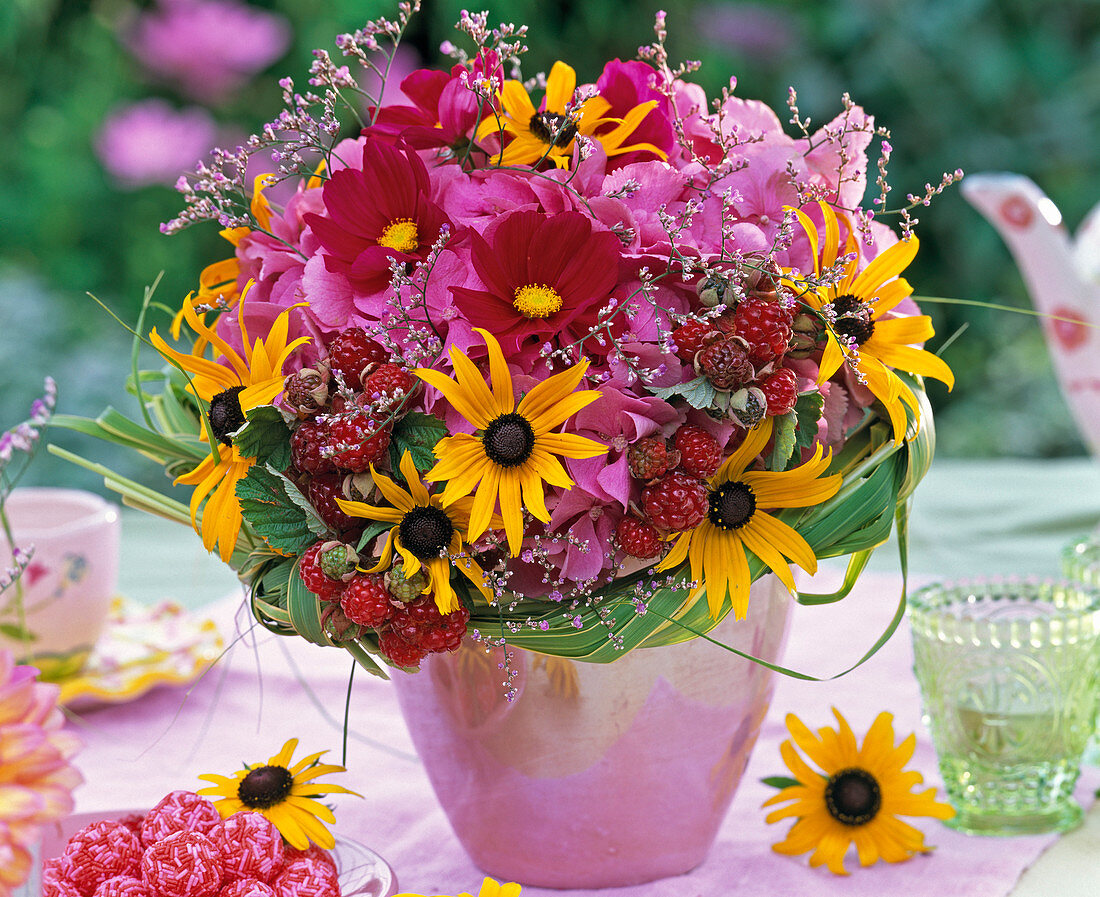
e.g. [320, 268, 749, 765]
[2, 0, 1098, 494]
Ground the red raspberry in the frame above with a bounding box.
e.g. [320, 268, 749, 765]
[760, 367, 799, 416]
[326, 327, 387, 388]
[697, 338, 754, 390]
[674, 425, 723, 479]
[328, 412, 391, 472]
[670, 319, 714, 362]
[641, 470, 708, 533]
[390, 596, 470, 653]
[307, 472, 360, 532]
[377, 628, 428, 668]
[616, 516, 662, 559]
[341, 574, 395, 627]
[626, 437, 678, 481]
[298, 542, 346, 602]
[290, 418, 336, 476]
[362, 363, 414, 409]
[733, 297, 792, 364]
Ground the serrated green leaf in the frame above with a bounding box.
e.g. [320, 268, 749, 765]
[236, 467, 320, 554]
[761, 776, 802, 790]
[235, 405, 292, 469]
[793, 390, 825, 450]
[647, 377, 718, 410]
[768, 410, 797, 470]
[389, 411, 449, 473]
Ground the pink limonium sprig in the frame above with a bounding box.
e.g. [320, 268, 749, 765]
[2, 377, 57, 604]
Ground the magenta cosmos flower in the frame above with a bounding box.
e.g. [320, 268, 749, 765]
[305, 139, 452, 295]
[449, 209, 623, 355]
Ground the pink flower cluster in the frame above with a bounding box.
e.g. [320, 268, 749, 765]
[170, 24, 941, 598]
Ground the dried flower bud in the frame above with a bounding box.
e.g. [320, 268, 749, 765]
[284, 364, 331, 415]
[319, 540, 358, 581]
[728, 387, 768, 428]
[695, 274, 728, 308]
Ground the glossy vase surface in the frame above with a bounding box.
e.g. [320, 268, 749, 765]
[391, 575, 791, 888]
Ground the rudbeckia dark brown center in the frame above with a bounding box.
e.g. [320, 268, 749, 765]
[830, 294, 875, 346]
[209, 386, 246, 446]
[237, 764, 294, 809]
[483, 413, 536, 468]
[708, 481, 756, 530]
[529, 112, 578, 148]
[399, 505, 455, 560]
[824, 767, 882, 826]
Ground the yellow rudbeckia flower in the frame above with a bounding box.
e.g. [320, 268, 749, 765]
[415, 329, 606, 556]
[783, 201, 954, 443]
[763, 708, 954, 875]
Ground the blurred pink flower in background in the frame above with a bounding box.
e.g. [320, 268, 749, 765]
[0, 651, 82, 895]
[692, 3, 800, 59]
[126, 0, 290, 103]
[95, 99, 218, 188]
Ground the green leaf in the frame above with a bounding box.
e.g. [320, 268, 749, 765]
[235, 405, 292, 469]
[793, 390, 825, 453]
[761, 776, 802, 790]
[646, 376, 717, 410]
[356, 519, 395, 554]
[0, 623, 36, 641]
[236, 466, 322, 555]
[768, 410, 797, 470]
[389, 411, 448, 474]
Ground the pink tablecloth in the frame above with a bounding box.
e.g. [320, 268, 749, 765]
[64, 569, 1097, 896]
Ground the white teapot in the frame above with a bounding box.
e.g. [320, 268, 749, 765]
[962, 173, 1100, 456]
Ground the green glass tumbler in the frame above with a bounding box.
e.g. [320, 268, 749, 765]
[908, 579, 1100, 835]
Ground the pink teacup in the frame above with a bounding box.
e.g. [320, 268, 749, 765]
[1, 487, 120, 679]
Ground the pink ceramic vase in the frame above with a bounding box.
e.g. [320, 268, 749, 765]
[391, 574, 791, 888]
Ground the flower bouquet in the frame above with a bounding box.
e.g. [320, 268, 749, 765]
[54, 3, 957, 886]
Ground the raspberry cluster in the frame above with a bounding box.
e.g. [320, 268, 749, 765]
[284, 327, 418, 539]
[44, 792, 342, 897]
[298, 542, 470, 670]
[616, 424, 724, 559]
[670, 292, 801, 418]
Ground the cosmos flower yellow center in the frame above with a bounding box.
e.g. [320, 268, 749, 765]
[528, 111, 578, 147]
[237, 764, 294, 809]
[824, 767, 882, 826]
[829, 294, 876, 346]
[379, 218, 419, 253]
[707, 481, 757, 530]
[513, 283, 563, 319]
